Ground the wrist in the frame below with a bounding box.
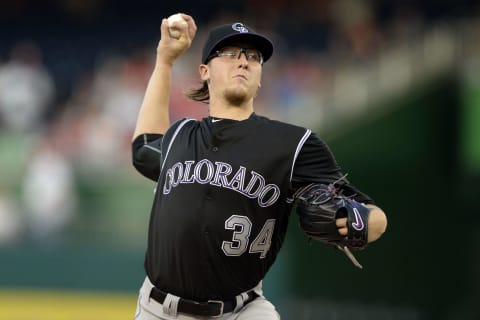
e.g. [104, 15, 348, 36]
[155, 48, 177, 68]
[154, 59, 174, 70]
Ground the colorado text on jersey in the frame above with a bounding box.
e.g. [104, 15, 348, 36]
[162, 159, 280, 207]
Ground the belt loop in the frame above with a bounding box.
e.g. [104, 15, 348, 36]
[143, 277, 155, 303]
[234, 295, 243, 313]
[163, 293, 180, 317]
[233, 292, 250, 312]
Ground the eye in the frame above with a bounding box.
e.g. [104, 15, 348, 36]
[246, 52, 260, 61]
[222, 50, 238, 58]
[245, 50, 263, 63]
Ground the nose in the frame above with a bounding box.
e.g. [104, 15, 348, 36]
[237, 48, 249, 62]
[237, 52, 249, 68]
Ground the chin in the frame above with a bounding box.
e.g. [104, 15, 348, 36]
[227, 97, 246, 106]
[224, 89, 250, 106]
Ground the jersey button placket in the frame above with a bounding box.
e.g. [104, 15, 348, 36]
[212, 146, 219, 152]
[205, 189, 213, 200]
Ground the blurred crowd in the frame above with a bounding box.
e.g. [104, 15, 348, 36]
[0, 0, 478, 245]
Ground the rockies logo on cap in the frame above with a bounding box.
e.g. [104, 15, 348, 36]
[232, 23, 249, 33]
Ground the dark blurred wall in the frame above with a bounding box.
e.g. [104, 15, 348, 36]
[285, 74, 477, 320]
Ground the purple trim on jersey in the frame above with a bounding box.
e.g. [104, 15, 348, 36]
[211, 162, 233, 186]
[162, 159, 281, 207]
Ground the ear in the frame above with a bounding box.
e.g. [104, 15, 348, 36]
[199, 64, 209, 81]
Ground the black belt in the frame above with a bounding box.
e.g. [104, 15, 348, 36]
[149, 287, 258, 317]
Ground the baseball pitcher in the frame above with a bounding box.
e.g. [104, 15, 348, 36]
[131, 13, 388, 320]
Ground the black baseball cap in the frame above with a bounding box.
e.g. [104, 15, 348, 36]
[202, 22, 274, 64]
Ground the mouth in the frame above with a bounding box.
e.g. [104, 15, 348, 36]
[233, 74, 248, 80]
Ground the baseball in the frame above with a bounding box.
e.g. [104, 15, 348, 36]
[167, 13, 188, 39]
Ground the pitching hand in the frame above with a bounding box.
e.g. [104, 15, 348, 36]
[156, 13, 197, 66]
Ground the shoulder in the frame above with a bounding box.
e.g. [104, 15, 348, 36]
[169, 117, 198, 130]
[251, 114, 310, 135]
[247, 115, 313, 157]
[164, 118, 197, 137]
[161, 118, 198, 150]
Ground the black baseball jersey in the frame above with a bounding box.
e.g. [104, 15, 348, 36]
[132, 113, 372, 301]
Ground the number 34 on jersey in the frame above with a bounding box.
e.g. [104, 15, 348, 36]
[221, 215, 275, 259]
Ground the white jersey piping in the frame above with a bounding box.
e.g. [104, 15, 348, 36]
[144, 145, 161, 154]
[290, 129, 312, 182]
[285, 129, 312, 204]
[160, 118, 196, 172]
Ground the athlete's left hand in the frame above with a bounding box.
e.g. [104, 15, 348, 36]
[336, 205, 386, 243]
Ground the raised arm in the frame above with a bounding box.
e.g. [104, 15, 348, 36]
[132, 14, 197, 140]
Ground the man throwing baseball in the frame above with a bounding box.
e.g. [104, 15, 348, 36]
[131, 13, 387, 320]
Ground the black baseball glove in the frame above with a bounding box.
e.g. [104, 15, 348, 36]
[294, 182, 371, 268]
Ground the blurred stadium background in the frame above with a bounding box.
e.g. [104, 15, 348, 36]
[0, 0, 479, 319]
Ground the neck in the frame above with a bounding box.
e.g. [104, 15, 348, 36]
[209, 100, 254, 121]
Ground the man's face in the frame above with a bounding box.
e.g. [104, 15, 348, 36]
[200, 43, 263, 106]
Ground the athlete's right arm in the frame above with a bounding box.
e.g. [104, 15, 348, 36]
[132, 134, 163, 181]
[132, 14, 197, 140]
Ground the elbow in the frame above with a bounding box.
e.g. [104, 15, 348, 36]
[131, 148, 144, 173]
[132, 157, 160, 182]
[131, 147, 160, 182]
[131, 156, 144, 174]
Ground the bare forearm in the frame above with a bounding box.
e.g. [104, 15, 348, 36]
[132, 62, 173, 140]
[366, 204, 387, 243]
[132, 14, 197, 141]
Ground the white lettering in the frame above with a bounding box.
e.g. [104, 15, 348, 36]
[242, 171, 265, 198]
[182, 160, 195, 183]
[226, 166, 246, 191]
[161, 159, 281, 207]
[170, 162, 183, 187]
[194, 159, 215, 184]
[211, 162, 232, 186]
[163, 168, 173, 194]
[258, 184, 280, 207]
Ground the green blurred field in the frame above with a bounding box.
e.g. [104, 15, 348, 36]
[0, 289, 137, 320]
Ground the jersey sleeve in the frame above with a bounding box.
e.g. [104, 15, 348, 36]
[132, 133, 164, 181]
[292, 132, 374, 204]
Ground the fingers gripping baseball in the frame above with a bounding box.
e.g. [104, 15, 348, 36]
[168, 14, 197, 40]
[157, 14, 197, 64]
